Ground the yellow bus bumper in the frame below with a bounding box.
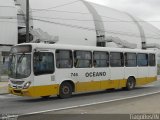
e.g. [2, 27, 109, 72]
[8, 84, 59, 97]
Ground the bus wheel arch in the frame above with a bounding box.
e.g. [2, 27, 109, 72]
[126, 76, 136, 90]
[58, 80, 75, 99]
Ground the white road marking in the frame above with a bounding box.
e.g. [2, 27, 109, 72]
[144, 85, 155, 87]
[21, 90, 160, 116]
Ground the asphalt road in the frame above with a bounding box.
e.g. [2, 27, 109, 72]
[0, 79, 160, 116]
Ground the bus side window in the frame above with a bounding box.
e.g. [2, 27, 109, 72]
[56, 50, 73, 68]
[137, 53, 148, 66]
[74, 51, 92, 68]
[149, 54, 156, 66]
[125, 53, 137, 67]
[110, 52, 124, 67]
[93, 51, 109, 67]
[34, 52, 54, 75]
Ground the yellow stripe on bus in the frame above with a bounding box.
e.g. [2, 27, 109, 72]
[9, 76, 157, 97]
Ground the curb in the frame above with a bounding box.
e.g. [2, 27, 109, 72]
[0, 93, 9, 95]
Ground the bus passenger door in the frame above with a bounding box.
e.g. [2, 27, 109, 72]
[109, 52, 124, 89]
[148, 54, 157, 83]
[74, 51, 101, 92]
[137, 53, 149, 86]
[33, 51, 56, 97]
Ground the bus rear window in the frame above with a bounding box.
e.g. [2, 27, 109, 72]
[149, 54, 156, 66]
[137, 53, 148, 66]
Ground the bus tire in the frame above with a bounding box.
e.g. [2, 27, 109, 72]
[126, 77, 136, 90]
[58, 82, 72, 99]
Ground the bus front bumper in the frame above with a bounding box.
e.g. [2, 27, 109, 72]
[8, 87, 34, 97]
[8, 84, 59, 97]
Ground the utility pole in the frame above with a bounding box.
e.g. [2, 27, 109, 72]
[26, 0, 30, 43]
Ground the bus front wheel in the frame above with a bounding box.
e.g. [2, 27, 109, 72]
[58, 82, 72, 99]
[126, 77, 136, 90]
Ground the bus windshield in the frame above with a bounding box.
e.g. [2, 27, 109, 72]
[9, 54, 31, 79]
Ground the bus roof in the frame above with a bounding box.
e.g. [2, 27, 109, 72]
[17, 43, 156, 53]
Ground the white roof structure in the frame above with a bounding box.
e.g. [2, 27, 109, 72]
[18, 0, 160, 50]
[1, 0, 160, 50]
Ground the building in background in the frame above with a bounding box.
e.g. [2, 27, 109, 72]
[0, 0, 160, 65]
[15, 0, 160, 48]
[0, 0, 17, 64]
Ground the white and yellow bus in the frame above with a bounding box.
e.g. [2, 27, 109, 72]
[8, 43, 157, 98]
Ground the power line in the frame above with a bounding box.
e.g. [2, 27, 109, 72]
[0, 20, 18, 23]
[0, 16, 160, 40]
[30, 8, 131, 21]
[32, 18, 160, 40]
[0, 14, 160, 38]
[31, 16, 160, 38]
[31, 0, 80, 13]
[30, 7, 160, 23]
[30, 9, 90, 15]
[32, 9, 160, 23]
[0, 17, 17, 19]
[32, 15, 160, 23]
[30, 8, 156, 23]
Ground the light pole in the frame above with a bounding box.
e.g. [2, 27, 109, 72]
[26, 0, 30, 43]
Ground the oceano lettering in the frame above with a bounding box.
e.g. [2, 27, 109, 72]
[85, 72, 106, 77]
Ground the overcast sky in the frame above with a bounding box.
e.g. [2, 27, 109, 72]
[86, 0, 160, 29]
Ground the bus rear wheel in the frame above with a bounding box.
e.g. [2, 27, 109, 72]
[126, 77, 136, 90]
[58, 82, 72, 99]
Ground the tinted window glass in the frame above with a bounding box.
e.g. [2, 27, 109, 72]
[56, 50, 73, 68]
[110, 52, 124, 67]
[34, 52, 54, 75]
[94, 51, 109, 67]
[125, 53, 137, 67]
[149, 54, 156, 66]
[137, 53, 148, 66]
[74, 51, 92, 68]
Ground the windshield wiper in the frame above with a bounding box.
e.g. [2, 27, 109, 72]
[18, 53, 25, 63]
[16, 53, 25, 77]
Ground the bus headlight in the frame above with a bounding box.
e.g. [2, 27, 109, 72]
[23, 82, 31, 89]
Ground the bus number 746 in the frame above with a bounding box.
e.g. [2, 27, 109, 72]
[71, 73, 78, 77]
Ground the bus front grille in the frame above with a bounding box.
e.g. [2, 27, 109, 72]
[11, 81, 24, 85]
[13, 90, 22, 94]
